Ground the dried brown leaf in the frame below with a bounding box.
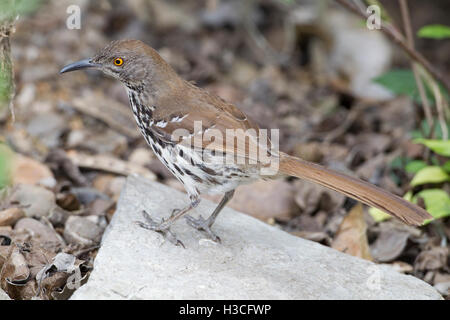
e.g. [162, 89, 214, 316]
[332, 204, 373, 261]
[370, 229, 410, 262]
[415, 246, 448, 272]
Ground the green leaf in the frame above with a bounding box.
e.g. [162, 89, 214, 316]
[374, 70, 449, 105]
[413, 189, 450, 223]
[369, 207, 391, 222]
[373, 70, 421, 103]
[410, 166, 449, 186]
[443, 161, 450, 173]
[418, 24, 450, 40]
[405, 160, 427, 174]
[414, 139, 450, 157]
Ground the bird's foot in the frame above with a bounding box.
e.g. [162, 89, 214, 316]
[171, 208, 181, 217]
[135, 210, 185, 248]
[185, 215, 221, 243]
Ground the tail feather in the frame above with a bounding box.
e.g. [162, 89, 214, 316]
[279, 153, 432, 226]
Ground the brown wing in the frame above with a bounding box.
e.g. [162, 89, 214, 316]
[149, 85, 273, 164]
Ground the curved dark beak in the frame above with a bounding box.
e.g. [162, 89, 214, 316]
[60, 58, 101, 74]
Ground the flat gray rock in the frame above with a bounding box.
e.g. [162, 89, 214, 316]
[71, 175, 442, 300]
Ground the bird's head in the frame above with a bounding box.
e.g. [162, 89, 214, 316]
[60, 39, 174, 88]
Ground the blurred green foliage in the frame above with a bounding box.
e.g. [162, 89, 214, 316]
[374, 70, 424, 103]
[0, 143, 13, 189]
[443, 161, 450, 173]
[410, 166, 449, 186]
[374, 67, 450, 200]
[405, 160, 427, 174]
[414, 138, 450, 157]
[413, 189, 450, 222]
[370, 139, 450, 224]
[374, 69, 450, 105]
[417, 24, 450, 40]
[411, 119, 450, 140]
[0, 58, 13, 110]
[0, 0, 43, 22]
[0, 0, 43, 115]
[0, 0, 43, 174]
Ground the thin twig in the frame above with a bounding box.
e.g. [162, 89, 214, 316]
[335, 0, 450, 93]
[433, 84, 448, 140]
[243, 0, 289, 65]
[420, 67, 449, 140]
[398, 0, 433, 133]
[322, 105, 362, 143]
[353, 0, 367, 13]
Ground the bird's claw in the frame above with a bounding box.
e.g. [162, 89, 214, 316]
[170, 208, 181, 218]
[185, 215, 221, 243]
[135, 210, 185, 248]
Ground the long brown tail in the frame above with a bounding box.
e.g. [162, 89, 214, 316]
[278, 153, 432, 226]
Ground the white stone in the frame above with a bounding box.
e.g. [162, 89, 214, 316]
[71, 176, 442, 300]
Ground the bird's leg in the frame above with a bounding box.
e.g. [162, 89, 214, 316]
[185, 190, 235, 242]
[136, 197, 200, 248]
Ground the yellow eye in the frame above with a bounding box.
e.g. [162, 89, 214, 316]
[114, 58, 124, 66]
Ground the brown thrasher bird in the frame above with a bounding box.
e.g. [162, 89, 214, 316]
[61, 40, 432, 246]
